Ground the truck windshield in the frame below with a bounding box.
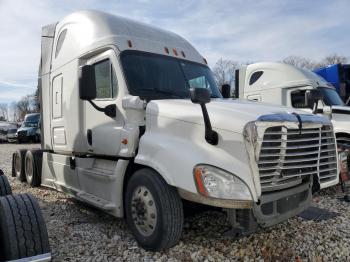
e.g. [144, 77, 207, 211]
[121, 51, 222, 100]
[318, 87, 344, 106]
[24, 114, 40, 123]
[22, 122, 38, 128]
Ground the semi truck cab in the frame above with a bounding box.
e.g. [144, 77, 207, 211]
[235, 62, 350, 191]
[314, 63, 350, 104]
[235, 62, 350, 149]
[13, 11, 339, 251]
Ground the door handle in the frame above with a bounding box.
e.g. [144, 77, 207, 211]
[87, 129, 92, 146]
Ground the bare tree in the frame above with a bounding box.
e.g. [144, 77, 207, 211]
[9, 102, 18, 122]
[282, 56, 316, 70]
[33, 87, 40, 112]
[318, 54, 348, 67]
[212, 58, 238, 87]
[16, 95, 34, 121]
[0, 103, 8, 121]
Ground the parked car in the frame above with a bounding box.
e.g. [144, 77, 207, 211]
[6, 128, 17, 143]
[16, 113, 41, 143]
[0, 122, 17, 143]
[0, 128, 6, 142]
[13, 10, 339, 251]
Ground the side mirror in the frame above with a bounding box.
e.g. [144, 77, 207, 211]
[221, 84, 231, 98]
[190, 88, 211, 104]
[189, 88, 218, 145]
[306, 89, 323, 113]
[79, 65, 96, 100]
[78, 65, 116, 118]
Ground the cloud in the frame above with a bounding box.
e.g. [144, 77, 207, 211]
[0, 0, 349, 102]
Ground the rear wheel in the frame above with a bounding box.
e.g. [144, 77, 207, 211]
[13, 149, 27, 182]
[25, 150, 42, 187]
[0, 175, 12, 196]
[125, 168, 184, 251]
[0, 193, 50, 261]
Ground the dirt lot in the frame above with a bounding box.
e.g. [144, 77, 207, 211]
[1, 143, 350, 261]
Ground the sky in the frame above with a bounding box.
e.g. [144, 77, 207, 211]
[0, 0, 349, 103]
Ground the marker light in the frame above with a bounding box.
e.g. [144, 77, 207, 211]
[173, 48, 178, 56]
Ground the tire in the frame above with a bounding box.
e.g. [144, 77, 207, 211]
[0, 175, 12, 196]
[0, 193, 50, 261]
[25, 150, 42, 187]
[13, 149, 27, 182]
[125, 168, 184, 251]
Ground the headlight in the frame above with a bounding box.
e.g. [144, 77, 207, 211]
[193, 165, 252, 200]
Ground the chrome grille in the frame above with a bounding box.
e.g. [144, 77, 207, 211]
[258, 125, 337, 191]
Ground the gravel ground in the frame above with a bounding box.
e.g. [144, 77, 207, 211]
[1, 143, 350, 261]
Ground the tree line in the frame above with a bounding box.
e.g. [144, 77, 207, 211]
[0, 88, 39, 122]
[212, 53, 348, 87]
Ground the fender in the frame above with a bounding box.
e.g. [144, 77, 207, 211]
[135, 120, 259, 202]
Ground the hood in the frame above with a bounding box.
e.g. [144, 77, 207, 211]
[18, 126, 37, 132]
[146, 99, 326, 134]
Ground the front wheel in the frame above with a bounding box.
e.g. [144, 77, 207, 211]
[125, 168, 184, 251]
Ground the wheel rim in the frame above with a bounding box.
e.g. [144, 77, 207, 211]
[25, 155, 33, 182]
[131, 186, 157, 237]
[14, 154, 21, 177]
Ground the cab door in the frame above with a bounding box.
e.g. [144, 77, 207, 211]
[83, 50, 124, 156]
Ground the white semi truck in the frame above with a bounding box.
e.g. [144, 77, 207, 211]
[235, 62, 350, 187]
[13, 11, 339, 251]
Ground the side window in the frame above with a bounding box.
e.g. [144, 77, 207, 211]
[291, 90, 308, 108]
[188, 76, 209, 89]
[249, 71, 263, 85]
[55, 29, 67, 58]
[93, 59, 118, 99]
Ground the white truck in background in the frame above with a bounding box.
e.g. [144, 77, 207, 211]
[13, 11, 339, 251]
[235, 62, 350, 191]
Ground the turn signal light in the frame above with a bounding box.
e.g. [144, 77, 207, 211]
[173, 48, 178, 56]
[194, 167, 208, 196]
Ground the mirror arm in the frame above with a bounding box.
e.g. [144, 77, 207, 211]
[88, 100, 105, 112]
[88, 100, 116, 118]
[200, 103, 218, 145]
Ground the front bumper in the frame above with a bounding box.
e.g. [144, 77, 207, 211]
[253, 180, 312, 228]
[224, 180, 312, 235]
